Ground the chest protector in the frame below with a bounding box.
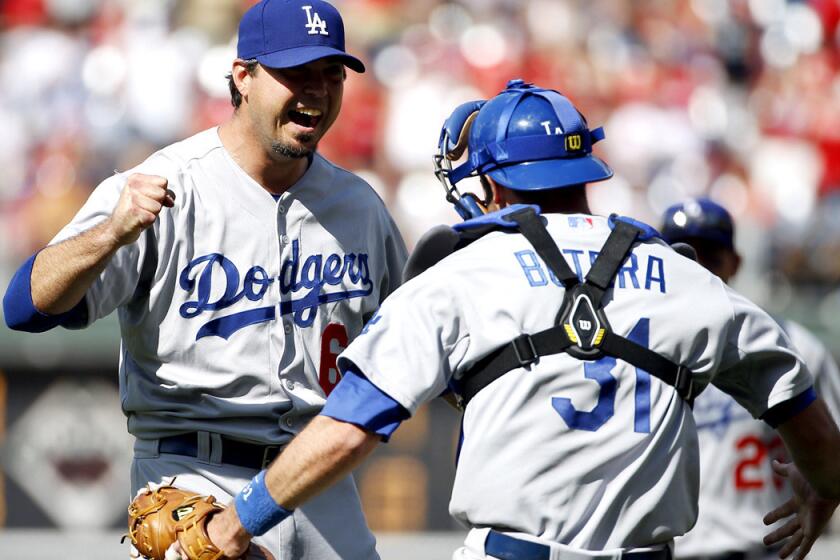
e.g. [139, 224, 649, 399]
[452, 206, 699, 410]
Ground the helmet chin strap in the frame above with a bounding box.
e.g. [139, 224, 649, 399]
[453, 192, 491, 220]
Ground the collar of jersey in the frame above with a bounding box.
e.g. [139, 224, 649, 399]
[282, 152, 334, 199]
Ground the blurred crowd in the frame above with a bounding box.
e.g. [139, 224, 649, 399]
[3, 0, 840, 329]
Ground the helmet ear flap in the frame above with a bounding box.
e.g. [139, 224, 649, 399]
[435, 100, 489, 220]
[439, 100, 486, 159]
[447, 111, 480, 161]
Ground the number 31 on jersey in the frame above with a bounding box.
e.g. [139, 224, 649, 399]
[553, 318, 652, 433]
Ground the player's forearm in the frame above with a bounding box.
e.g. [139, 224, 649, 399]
[778, 398, 840, 499]
[30, 219, 123, 314]
[265, 415, 379, 508]
[208, 417, 379, 557]
[29, 172, 174, 315]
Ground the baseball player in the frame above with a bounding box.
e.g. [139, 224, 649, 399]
[3, 1, 406, 558]
[660, 198, 840, 560]
[167, 80, 840, 560]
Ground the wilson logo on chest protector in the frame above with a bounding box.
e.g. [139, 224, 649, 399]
[178, 240, 372, 339]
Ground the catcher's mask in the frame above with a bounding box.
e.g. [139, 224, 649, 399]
[434, 79, 613, 219]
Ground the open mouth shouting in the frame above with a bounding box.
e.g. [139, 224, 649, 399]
[288, 107, 323, 131]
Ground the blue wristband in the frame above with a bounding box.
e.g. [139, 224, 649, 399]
[234, 470, 293, 536]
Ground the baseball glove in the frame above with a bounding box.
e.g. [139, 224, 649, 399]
[125, 481, 225, 560]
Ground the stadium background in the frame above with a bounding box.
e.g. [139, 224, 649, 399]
[0, 0, 839, 557]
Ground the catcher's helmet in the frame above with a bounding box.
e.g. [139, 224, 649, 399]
[435, 79, 612, 201]
[660, 198, 735, 249]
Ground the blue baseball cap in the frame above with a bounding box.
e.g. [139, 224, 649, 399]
[660, 198, 735, 249]
[237, 0, 365, 73]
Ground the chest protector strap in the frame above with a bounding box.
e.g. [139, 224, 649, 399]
[459, 208, 696, 409]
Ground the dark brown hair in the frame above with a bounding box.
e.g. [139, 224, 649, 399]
[227, 59, 259, 108]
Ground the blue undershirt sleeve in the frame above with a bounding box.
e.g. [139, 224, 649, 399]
[320, 368, 410, 442]
[760, 386, 817, 428]
[3, 252, 88, 332]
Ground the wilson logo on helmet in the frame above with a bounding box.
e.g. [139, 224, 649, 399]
[565, 134, 582, 151]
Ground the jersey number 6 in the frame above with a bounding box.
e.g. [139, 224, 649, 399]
[319, 323, 349, 397]
[552, 318, 652, 433]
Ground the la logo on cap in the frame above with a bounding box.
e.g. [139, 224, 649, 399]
[302, 5, 329, 36]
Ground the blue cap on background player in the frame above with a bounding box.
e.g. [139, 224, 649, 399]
[660, 197, 735, 249]
[237, 0, 366, 73]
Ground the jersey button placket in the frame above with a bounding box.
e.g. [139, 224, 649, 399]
[274, 199, 290, 400]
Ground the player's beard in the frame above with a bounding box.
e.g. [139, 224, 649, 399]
[272, 134, 315, 159]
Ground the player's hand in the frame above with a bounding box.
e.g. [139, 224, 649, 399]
[107, 173, 175, 246]
[207, 506, 252, 559]
[763, 460, 839, 560]
[165, 506, 269, 559]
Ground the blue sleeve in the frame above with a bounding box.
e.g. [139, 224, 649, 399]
[760, 386, 817, 428]
[3, 252, 88, 332]
[320, 368, 410, 442]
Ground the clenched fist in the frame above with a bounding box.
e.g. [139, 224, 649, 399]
[107, 173, 175, 246]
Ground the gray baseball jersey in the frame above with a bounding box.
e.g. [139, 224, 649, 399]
[675, 317, 840, 558]
[339, 213, 812, 551]
[50, 127, 407, 444]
